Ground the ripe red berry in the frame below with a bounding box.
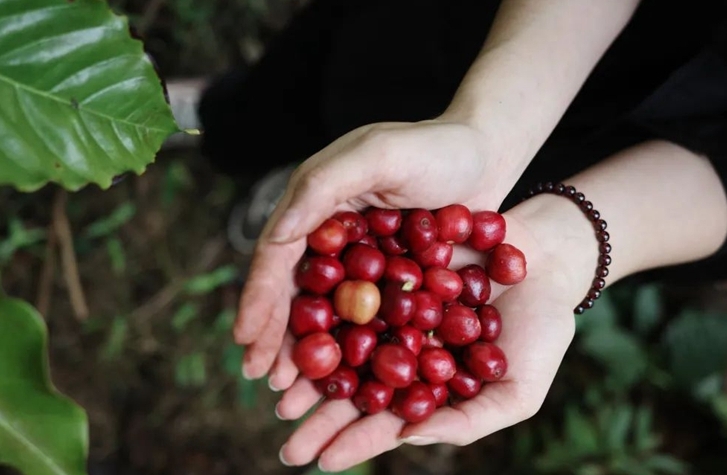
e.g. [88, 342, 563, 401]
[391, 381, 437, 423]
[289, 295, 334, 338]
[316, 365, 360, 399]
[423, 266, 463, 302]
[410, 290, 443, 331]
[307, 218, 348, 255]
[384, 256, 423, 290]
[337, 325, 378, 367]
[468, 211, 506, 252]
[457, 264, 491, 307]
[422, 331, 445, 349]
[447, 366, 482, 400]
[357, 235, 378, 248]
[418, 347, 456, 384]
[477, 305, 502, 342]
[464, 342, 508, 382]
[364, 316, 389, 334]
[428, 382, 449, 407]
[438, 304, 481, 346]
[486, 243, 527, 285]
[391, 325, 425, 356]
[353, 380, 394, 415]
[292, 332, 342, 380]
[342, 244, 386, 282]
[365, 208, 402, 236]
[435, 204, 473, 244]
[333, 211, 368, 242]
[379, 282, 416, 327]
[371, 344, 418, 388]
[378, 235, 408, 255]
[400, 208, 438, 253]
[411, 241, 453, 269]
[333, 280, 381, 325]
[295, 256, 345, 295]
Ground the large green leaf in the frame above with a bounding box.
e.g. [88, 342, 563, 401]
[0, 295, 89, 475]
[0, 0, 178, 191]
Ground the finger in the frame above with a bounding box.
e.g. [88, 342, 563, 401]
[318, 410, 405, 472]
[268, 332, 299, 391]
[242, 286, 293, 379]
[399, 381, 520, 446]
[280, 399, 361, 467]
[233, 237, 305, 345]
[268, 134, 390, 244]
[275, 376, 322, 420]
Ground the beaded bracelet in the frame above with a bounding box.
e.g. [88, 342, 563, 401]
[523, 182, 611, 315]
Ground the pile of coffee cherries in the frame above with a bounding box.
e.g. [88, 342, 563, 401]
[289, 205, 527, 423]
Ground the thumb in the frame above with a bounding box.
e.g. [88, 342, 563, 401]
[267, 155, 382, 243]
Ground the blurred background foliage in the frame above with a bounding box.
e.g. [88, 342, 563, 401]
[1, 0, 726, 474]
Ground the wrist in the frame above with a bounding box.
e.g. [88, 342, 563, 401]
[507, 192, 602, 308]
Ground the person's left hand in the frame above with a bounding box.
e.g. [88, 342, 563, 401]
[272, 202, 599, 471]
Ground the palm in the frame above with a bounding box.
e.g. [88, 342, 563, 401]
[275, 245, 578, 471]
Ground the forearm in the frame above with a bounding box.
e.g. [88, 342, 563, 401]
[512, 141, 727, 301]
[442, 0, 641, 173]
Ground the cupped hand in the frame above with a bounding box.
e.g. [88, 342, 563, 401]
[234, 119, 518, 383]
[274, 202, 599, 471]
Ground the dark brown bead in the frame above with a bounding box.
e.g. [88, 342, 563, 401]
[574, 192, 586, 203]
[587, 288, 601, 300]
[596, 266, 609, 278]
[580, 200, 593, 212]
[535, 182, 544, 192]
[526, 189, 535, 198]
[574, 306, 585, 315]
[555, 183, 566, 194]
[600, 243, 612, 254]
[594, 219, 607, 231]
[582, 298, 595, 309]
[593, 277, 606, 289]
[564, 186, 576, 197]
[598, 254, 612, 266]
[589, 209, 601, 221]
[544, 182, 554, 192]
[597, 231, 610, 242]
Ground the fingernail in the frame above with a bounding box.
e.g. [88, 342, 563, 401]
[268, 377, 281, 392]
[279, 445, 291, 467]
[399, 435, 438, 446]
[317, 459, 331, 473]
[274, 402, 287, 420]
[269, 210, 300, 243]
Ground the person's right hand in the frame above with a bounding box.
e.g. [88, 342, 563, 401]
[234, 118, 525, 389]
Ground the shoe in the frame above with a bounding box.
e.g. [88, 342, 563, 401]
[227, 164, 299, 255]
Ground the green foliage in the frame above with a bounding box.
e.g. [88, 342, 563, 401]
[0, 217, 47, 265]
[82, 202, 136, 239]
[0, 295, 88, 475]
[535, 403, 688, 475]
[184, 265, 239, 295]
[0, 0, 178, 191]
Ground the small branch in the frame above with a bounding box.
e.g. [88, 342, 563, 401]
[35, 220, 58, 317]
[53, 189, 89, 321]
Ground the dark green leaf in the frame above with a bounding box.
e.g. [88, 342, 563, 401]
[643, 454, 689, 475]
[663, 309, 727, 389]
[605, 404, 633, 453]
[175, 352, 206, 388]
[82, 203, 136, 239]
[576, 289, 618, 334]
[579, 326, 648, 391]
[100, 316, 127, 361]
[171, 302, 198, 333]
[0, 295, 89, 475]
[105, 236, 125, 274]
[184, 265, 238, 295]
[0, 0, 178, 191]
[633, 285, 662, 335]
